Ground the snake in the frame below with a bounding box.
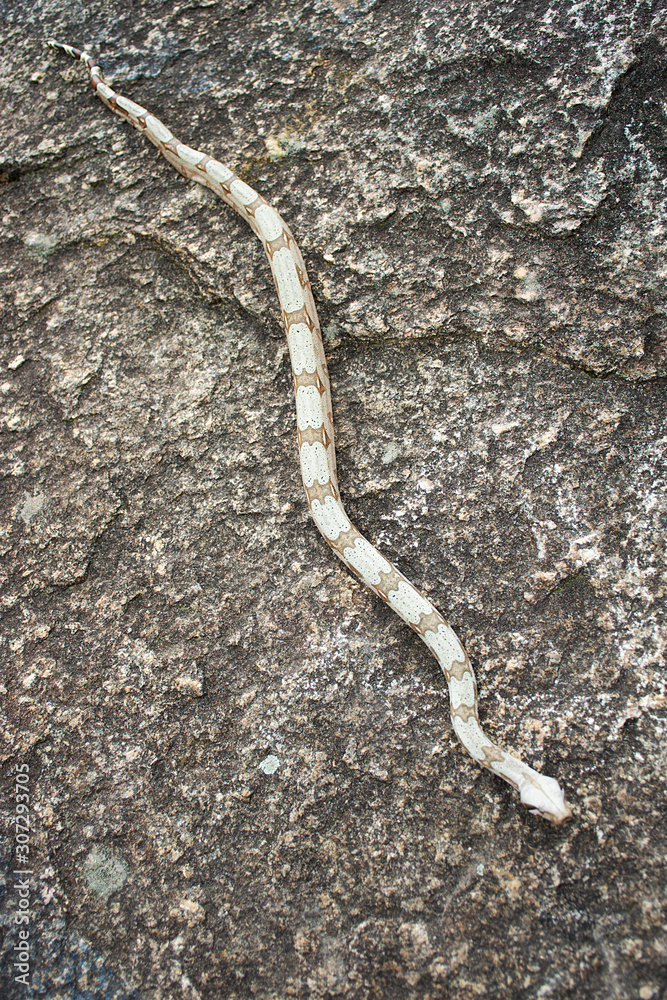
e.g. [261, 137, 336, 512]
[47, 40, 572, 824]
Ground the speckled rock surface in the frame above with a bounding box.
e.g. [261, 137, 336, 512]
[1, 2, 666, 998]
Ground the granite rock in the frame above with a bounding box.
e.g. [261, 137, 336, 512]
[1, 2, 666, 998]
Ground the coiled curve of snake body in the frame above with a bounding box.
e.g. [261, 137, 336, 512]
[48, 40, 572, 824]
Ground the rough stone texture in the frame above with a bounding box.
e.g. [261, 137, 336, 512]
[1, 2, 666, 998]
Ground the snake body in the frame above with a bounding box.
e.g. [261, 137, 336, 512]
[48, 40, 572, 824]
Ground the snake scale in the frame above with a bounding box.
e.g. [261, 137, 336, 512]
[48, 40, 572, 824]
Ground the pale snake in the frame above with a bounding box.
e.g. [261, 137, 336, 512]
[48, 40, 573, 824]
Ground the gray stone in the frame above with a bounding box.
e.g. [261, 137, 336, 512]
[1, 2, 665, 998]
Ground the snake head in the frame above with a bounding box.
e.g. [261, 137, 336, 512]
[518, 772, 573, 825]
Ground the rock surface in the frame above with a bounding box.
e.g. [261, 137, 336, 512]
[1, 2, 666, 998]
